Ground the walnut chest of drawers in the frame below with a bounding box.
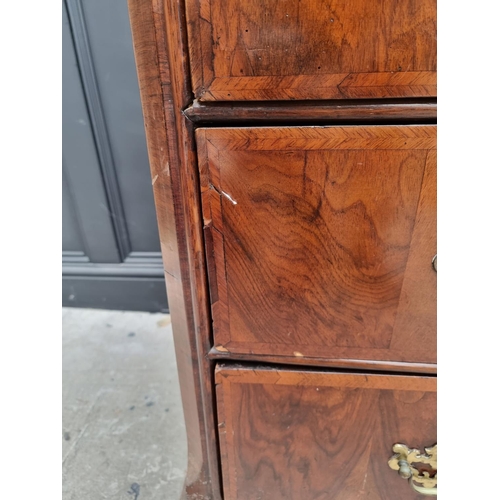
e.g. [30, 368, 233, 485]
[128, 0, 437, 498]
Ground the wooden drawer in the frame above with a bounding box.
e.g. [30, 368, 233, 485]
[186, 0, 436, 101]
[216, 364, 437, 499]
[197, 125, 436, 367]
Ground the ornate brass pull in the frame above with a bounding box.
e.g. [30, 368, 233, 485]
[388, 443, 437, 496]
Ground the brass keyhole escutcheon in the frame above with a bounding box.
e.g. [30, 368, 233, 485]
[432, 254, 437, 272]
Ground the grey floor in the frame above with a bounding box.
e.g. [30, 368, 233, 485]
[62, 308, 187, 500]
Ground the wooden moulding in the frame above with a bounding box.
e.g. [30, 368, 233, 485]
[209, 348, 437, 375]
[128, 0, 222, 498]
[184, 98, 437, 125]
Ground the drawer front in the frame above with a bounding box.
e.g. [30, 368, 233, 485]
[216, 365, 437, 499]
[186, 0, 436, 101]
[197, 126, 436, 366]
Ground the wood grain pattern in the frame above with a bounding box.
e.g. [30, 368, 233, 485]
[185, 0, 437, 100]
[128, 1, 221, 498]
[197, 126, 437, 366]
[391, 150, 437, 354]
[184, 98, 438, 124]
[216, 364, 436, 500]
[131, 0, 437, 498]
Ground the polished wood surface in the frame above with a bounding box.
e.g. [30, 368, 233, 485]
[391, 150, 437, 355]
[130, 1, 437, 497]
[184, 99, 437, 124]
[186, 0, 437, 100]
[197, 125, 437, 366]
[129, 0, 222, 498]
[216, 364, 436, 500]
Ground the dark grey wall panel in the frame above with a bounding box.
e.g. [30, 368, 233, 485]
[63, 276, 168, 313]
[63, 2, 120, 263]
[79, 0, 160, 253]
[62, 168, 85, 253]
[62, 0, 167, 312]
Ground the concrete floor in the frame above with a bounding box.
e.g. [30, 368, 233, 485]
[62, 308, 187, 500]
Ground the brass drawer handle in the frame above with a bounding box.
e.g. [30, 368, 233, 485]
[388, 443, 437, 496]
[432, 254, 437, 272]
